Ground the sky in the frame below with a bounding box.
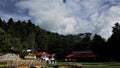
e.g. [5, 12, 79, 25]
[0, 0, 120, 39]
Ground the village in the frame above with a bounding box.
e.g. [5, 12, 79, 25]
[0, 50, 56, 68]
[1, 0, 120, 68]
[0, 49, 98, 68]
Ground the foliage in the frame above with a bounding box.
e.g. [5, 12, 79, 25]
[106, 23, 120, 60]
[0, 18, 120, 60]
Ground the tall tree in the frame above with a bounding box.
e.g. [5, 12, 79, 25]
[7, 18, 14, 25]
[91, 34, 105, 56]
[107, 23, 120, 59]
[0, 28, 21, 53]
[26, 32, 36, 53]
[0, 28, 6, 52]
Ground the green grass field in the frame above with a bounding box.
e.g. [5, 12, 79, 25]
[1, 61, 120, 68]
[48, 62, 120, 68]
[84, 66, 120, 68]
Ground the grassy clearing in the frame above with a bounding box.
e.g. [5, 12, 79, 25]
[1, 61, 120, 68]
[0, 62, 7, 65]
[47, 62, 120, 68]
[0, 62, 7, 67]
[84, 66, 120, 68]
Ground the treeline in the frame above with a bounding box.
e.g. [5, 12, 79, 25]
[0, 18, 120, 61]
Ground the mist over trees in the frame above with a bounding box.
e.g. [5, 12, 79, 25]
[0, 18, 120, 60]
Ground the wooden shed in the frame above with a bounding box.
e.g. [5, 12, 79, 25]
[66, 51, 96, 61]
[7, 59, 46, 68]
[0, 53, 46, 68]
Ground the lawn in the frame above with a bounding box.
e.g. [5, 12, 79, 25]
[84, 66, 120, 68]
[47, 62, 120, 68]
[0, 62, 7, 68]
[1, 61, 120, 68]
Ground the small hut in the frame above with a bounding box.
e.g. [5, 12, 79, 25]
[0, 53, 46, 68]
[66, 51, 96, 62]
[36, 52, 56, 64]
[0, 53, 21, 61]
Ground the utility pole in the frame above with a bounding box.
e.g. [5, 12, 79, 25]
[31, 32, 35, 53]
[27, 32, 36, 54]
[63, 0, 66, 3]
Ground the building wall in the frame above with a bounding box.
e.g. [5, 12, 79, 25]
[18, 66, 41, 68]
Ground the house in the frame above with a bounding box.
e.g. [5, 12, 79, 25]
[0, 53, 46, 68]
[0, 53, 21, 61]
[66, 51, 97, 62]
[24, 53, 36, 59]
[36, 52, 56, 64]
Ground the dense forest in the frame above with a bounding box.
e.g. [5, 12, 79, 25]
[0, 18, 120, 61]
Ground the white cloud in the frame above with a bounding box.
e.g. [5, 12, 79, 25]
[58, 17, 78, 34]
[89, 5, 120, 39]
[0, 11, 30, 22]
[16, 0, 120, 39]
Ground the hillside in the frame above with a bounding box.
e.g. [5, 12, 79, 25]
[1, 18, 120, 61]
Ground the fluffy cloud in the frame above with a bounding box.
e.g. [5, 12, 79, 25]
[0, 0, 31, 22]
[0, 11, 30, 22]
[15, 0, 120, 39]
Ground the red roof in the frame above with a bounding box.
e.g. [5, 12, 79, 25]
[36, 52, 54, 56]
[66, 53, 96, 58]
[36, 52, 46, 56]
